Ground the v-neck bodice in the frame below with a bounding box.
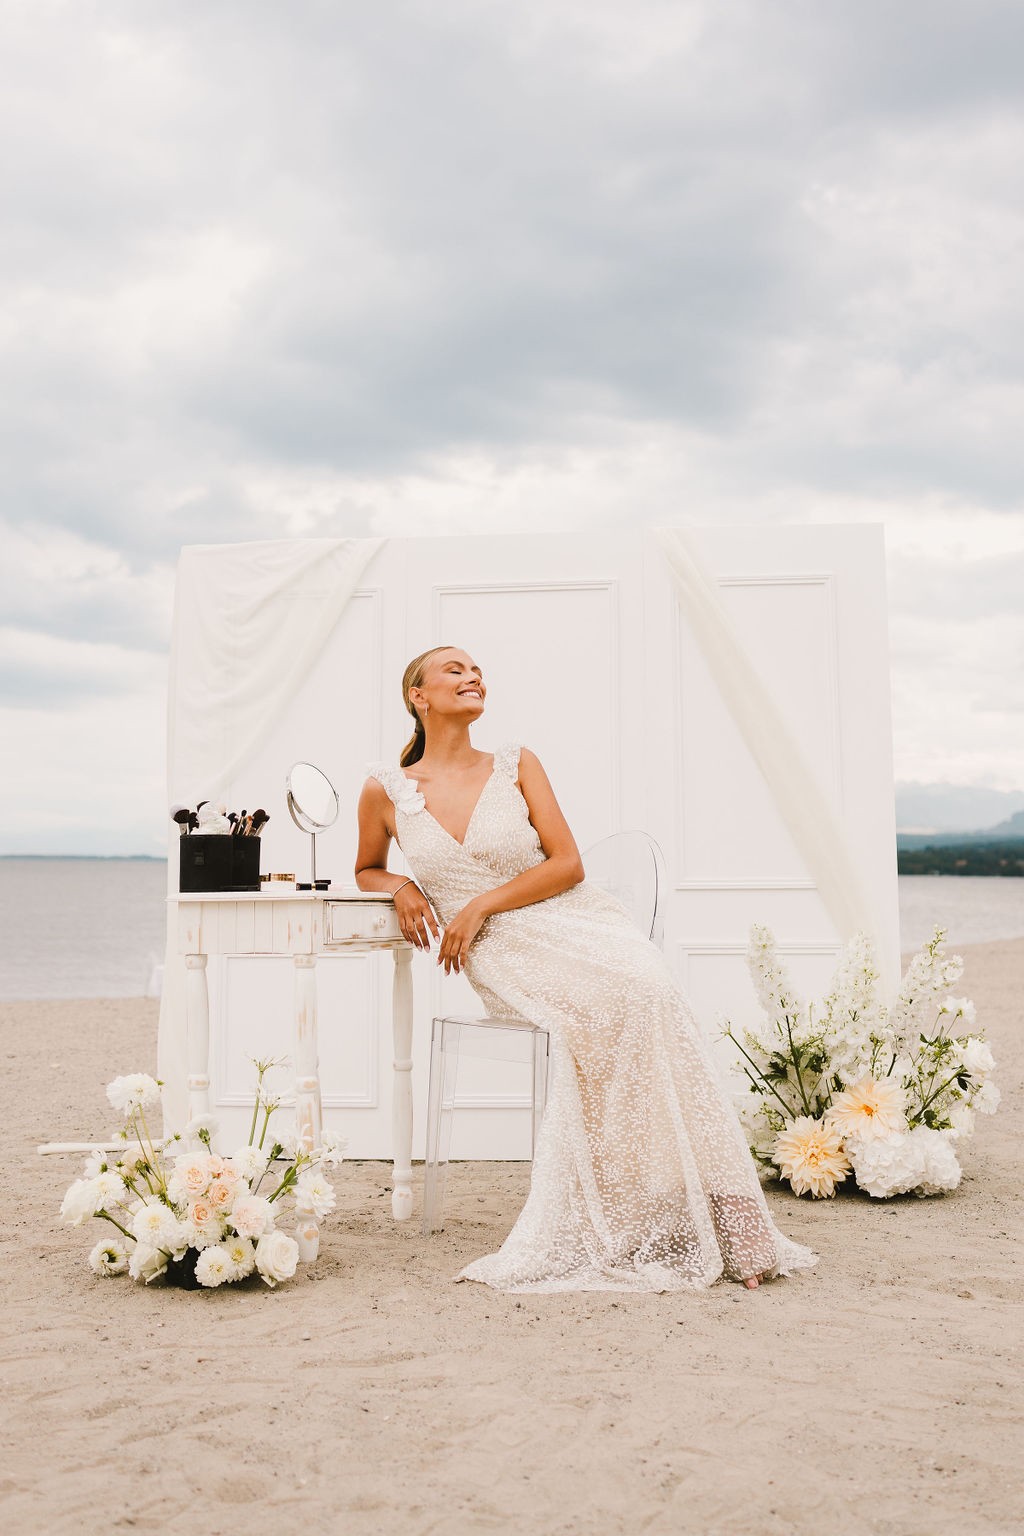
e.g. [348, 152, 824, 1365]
[368, 741, 546, 924]
[399, 754, 498, 850]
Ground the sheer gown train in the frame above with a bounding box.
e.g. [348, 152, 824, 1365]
[369, 742, 817, 1293]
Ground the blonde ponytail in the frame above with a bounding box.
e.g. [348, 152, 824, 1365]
[399, 645, 453, 767]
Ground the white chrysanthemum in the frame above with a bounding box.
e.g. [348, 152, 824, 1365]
[847, 1132, 925, 1198]
[959, 1037, 995, 1080]
[229, 1146, 264, 1181]
[294, 1169, 337, 1220]
[106, 1074, 161, 1116]
[222, 1235, 256, 1279]
[975, 1080, 1000, 1115]
[827, 1076, 908, 1143]
[771, 1117, 851, 1199]
[131, 1200, 180, 1246]
[89, 1238, 129, 1276]
[82, 1150, 107, 1178]
[128, 1244, 169, 1283]
[195, 1246, 233, 1287]
[60, 1178, 102, 1226]
[255, 1230, 299, 1288]
[912, 1127, 962, 1196]
[231, 1194, 274, 1240]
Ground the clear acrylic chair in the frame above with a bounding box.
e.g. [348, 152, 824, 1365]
[421, 830, 668, 1234]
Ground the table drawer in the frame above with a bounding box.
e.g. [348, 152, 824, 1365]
[326, 901, 403, 945]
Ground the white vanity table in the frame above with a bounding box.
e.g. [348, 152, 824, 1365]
[173, 887, 415, 1224]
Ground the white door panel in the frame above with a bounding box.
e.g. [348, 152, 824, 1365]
[191, 526, 897, 1156]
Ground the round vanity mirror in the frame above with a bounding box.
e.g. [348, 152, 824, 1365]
[286, 763, 339, 888]
[287, 762, 339, 833]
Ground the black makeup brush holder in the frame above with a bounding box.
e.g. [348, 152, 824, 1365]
[179, 835, 262, 893]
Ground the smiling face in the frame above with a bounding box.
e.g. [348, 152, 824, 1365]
[409, 647, 486, 721]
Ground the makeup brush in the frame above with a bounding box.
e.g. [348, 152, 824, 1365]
[248, 809, 269, 836]
[170, 806, 192, 837]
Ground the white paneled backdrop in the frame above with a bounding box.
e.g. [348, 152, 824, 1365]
[175, 526, 899, 1159]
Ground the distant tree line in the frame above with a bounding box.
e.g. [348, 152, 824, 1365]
[897, 840, 1024, 877]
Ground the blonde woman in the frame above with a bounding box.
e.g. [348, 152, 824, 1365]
[356, 645, 816, 1294]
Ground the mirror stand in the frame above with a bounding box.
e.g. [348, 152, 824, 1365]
[286, 762, 339, 894]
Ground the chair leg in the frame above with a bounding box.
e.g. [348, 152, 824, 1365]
[531, 1030, 550, 1159]
[421, 1017, 462, 1235]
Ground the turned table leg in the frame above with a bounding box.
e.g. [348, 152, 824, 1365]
[293, 954, 322, 1260]
[391, 946, 414, 1221]
[184, 952, 211, 1137]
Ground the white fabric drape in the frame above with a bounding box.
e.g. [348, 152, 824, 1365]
[158, 536, 383, 1129]
[653, 527, 876, 946]
[167, 537, 384, 803]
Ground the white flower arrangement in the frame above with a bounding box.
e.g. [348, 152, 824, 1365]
[723, 925, 998, 1200]
[60, 1057, 345, 1288]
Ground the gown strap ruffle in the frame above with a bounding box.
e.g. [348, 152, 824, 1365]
[366, 761, 405, 805]
[493, 741, 523, 780]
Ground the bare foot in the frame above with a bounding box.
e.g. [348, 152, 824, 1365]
[743, 1269, 774, 1289]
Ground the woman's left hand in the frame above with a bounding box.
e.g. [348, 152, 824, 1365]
[437, 900, 488, 975]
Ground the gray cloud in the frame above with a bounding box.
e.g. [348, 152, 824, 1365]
[1, 0, 1023, 848]
[3, 1, 1022, 569]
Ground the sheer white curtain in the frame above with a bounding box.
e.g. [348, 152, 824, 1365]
[159, 536, 383, 1128]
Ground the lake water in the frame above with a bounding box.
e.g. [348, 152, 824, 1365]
[0, 860, 1021, 1000]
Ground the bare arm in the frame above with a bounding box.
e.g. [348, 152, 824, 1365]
[354, 778, 440, 949]
[437, 747, 585, 973]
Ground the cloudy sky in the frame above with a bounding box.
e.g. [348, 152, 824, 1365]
[2, 0, 1022, 854]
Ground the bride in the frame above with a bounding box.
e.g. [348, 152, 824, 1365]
[355, 645, 817, 1293]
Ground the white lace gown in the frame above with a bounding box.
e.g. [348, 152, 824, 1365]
[369, 743, 817, 1293]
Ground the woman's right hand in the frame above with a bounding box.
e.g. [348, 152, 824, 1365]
[394, 882, 441, 951]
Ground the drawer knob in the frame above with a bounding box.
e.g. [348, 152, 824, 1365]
[375, 914, 387, 929]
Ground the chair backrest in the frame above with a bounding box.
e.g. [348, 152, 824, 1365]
[582, 831, 668, 949]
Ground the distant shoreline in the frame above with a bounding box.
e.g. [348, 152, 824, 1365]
[0, 853, 167, 862]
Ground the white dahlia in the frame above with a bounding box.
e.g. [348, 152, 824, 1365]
[827, 1075, 907, 1143]
[771, 1117, 851, 1199]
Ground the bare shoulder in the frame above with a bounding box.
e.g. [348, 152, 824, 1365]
[515, 746, 555, 792]
[359, 775, 392, 811]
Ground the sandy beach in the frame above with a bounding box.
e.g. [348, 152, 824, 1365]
[2, 939, 1021, 1536]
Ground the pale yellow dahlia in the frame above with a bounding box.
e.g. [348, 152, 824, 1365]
[826, 1075, 907, 1143]
[772, 1116, 851, 1198]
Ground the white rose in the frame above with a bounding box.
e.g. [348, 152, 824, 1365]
[912, 1127, 962, 1196]
[88, 1238, 129, 1276]
[959, 1037, 995, 1079]
[195, 1246, 233, 1287]
[60, 1178, 102, 1226]
[106, 1073, 161, 1116]
[847, 1132, 925, 1199]
[128, 1244, 168, 1284]
[255, 1230, 299, 1288]
[231, 1194, 274, 1240]
[948, 1101, 976, 1139]
[975, 1080, 1000, 1115]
